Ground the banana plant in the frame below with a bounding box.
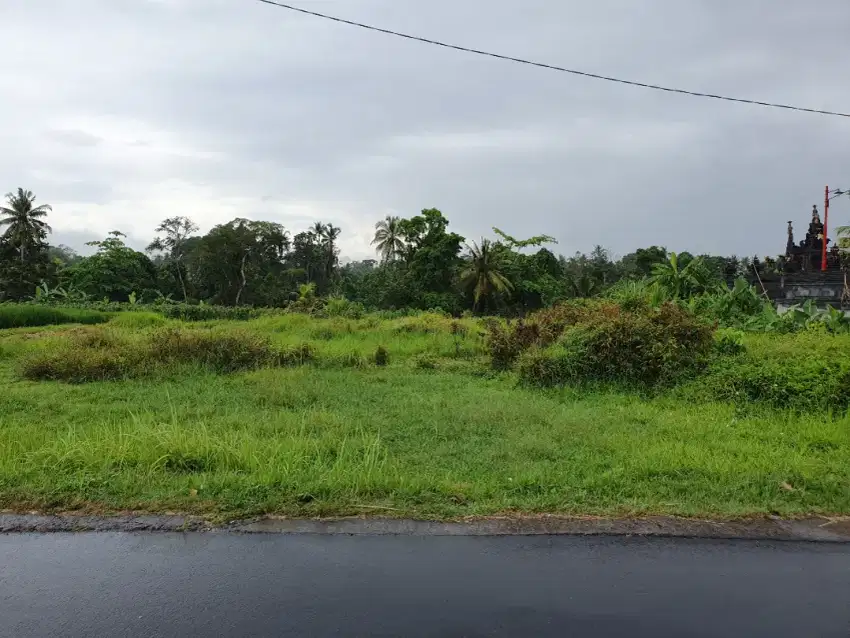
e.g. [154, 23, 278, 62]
[819, 305, 850, 333]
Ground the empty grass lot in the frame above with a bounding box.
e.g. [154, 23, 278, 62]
[0, 310, 848, 520]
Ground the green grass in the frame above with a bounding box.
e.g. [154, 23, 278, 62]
[0, 311, 848, 520]
[0, 304, 110, 329]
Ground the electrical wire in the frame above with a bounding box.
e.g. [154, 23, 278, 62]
[254, 0, 850, 119]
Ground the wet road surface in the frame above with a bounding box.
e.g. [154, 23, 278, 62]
[1, 533, 848, 637]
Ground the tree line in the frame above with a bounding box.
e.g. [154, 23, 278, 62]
[1, 187, 757, 313]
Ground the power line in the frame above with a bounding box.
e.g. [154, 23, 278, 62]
[254, 0, 850, 119]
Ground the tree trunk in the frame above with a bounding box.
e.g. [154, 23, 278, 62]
[176, 255, 188, 302]
[235, 252, 249, 306]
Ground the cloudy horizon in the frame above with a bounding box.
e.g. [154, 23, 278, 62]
[3, 0, 850, 260]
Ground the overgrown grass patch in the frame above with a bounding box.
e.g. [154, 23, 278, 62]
[18, 326, 311, 382]
[0, 366, 848, 518]
[0, 304, 110, 329]
[681, 332, 850, 413]
[2, 311, 850, 519]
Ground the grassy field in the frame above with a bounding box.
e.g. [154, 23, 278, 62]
[1, 309, 848, 520]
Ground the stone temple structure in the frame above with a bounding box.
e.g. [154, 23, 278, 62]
[783, 204, 842, 273]
[755, 205, 848, 307]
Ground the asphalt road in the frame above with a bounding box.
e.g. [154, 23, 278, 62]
[1, 533, 848, 637]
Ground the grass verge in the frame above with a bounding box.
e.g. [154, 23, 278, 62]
[1, 363, 848, 519]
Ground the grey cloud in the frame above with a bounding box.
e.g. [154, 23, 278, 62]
[2, 0, 849, 260]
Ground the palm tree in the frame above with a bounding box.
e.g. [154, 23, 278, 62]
[461, 238, 513, 311]
[323, 223, 341, 281]
[311, 221, 327, 240]
[371, 216, 405, 263]
[0, 188, 52, 262]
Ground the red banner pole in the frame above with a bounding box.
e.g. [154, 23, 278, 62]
[822, 185, 829, 271]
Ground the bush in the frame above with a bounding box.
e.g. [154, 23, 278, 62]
[0, 304, 110, 329]
[413, 353, 439, 370]
[487, 300, 701, 371]
[695, 354, 850, 412]
[713, 328, 746, 356]
[374, 345, 389, 367]
[279, 343, 315, 366]
[322, 296, 365, 320]
[517, 303, 714, 388]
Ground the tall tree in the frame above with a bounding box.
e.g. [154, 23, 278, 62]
[0, 188, 52, 262]
[147, 216, 199, 301]
[371, 216, 405, 263]
[461, 238, 513, 312]
[323, 223, 341, 283]
[190, 218, 291, 306]
[66, 231, 158, 302]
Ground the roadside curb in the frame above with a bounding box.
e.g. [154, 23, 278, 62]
[2, 513, 850, 542]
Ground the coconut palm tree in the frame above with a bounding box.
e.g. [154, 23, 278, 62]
[371, 216, 405, 263]
[0, 188, 52, 262]
[323, 223, 341, 281]
[311, 221, 327, 240]
[461, 238, 513, 311]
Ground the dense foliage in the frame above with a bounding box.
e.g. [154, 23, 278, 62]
[2, 187, 768, 317]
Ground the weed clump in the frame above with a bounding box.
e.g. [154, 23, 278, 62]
[20, 326, 312, 382]
[148, 327, 283, 373]
[20, 347, 138, 383]
[413, 353, 439, 370]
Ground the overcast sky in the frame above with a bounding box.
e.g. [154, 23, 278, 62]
[3, 0, 850, 260]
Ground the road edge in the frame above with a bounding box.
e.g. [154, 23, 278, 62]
[2, 513, 849, 542]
